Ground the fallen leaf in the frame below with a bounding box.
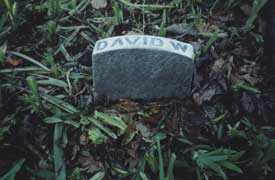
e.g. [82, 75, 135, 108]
[240, 92, 255, 113]
[136, 121, 152, 138]
[193, 87, 216, 105]
[240, 74, 262, 86]
[232, 47, 250, 57]
[91, 0, 107, 9]
[80, 134, 88, 145]
[6, 57, 23, 66]
[211, 58, 225, 73]
[71, 145, 80, 161]
[78, 154, 104, 174]
[166, 23, 195, 35]
[114, 99, 140, 113]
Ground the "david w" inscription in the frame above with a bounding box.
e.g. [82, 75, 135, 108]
[94, 35, 190, 57]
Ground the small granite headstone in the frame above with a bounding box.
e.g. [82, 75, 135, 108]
[92, 35, 195, 101]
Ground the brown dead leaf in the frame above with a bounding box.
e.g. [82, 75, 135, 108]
[193, 86, 216, 105]
[6, 57, 23, 67]
[240, 92, 255, 113]
[232, 47, 250, 57]
[143, 111, 162, 126]
[211, 58, 225, 73]
[125, 140, 140, 169]
[114, 99, 140, 113]
[78, 154, 104, 173]
[165, 110, 178, 132]
[127, 140, 139, 158]
[240, 74, 262, 86]
[71, 145, 80, 161]
[212, 13, 234, 22]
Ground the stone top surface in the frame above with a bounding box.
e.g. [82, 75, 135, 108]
[93, 35, 195, 60]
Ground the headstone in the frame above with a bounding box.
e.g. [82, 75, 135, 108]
[92, 35, 195, 101]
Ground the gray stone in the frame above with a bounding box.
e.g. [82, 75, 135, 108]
[92, 35, 195, 101]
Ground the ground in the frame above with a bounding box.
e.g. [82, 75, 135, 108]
[0, 0, 274, 180]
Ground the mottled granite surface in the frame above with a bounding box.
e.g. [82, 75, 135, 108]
[92, 48, 194, 101]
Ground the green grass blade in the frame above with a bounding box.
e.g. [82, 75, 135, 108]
[27, 76, 39, 99]
[26, 76, 43, 109]
[113, 2, 123, 25]
[3, 0, 11, 9]
[166, 153, 176, 180]
[220, 161, 242, 174]
[53, 123, 66, 180]
[232, 82, 260, 93]
[159, 9, 167, 37]
[201, 155, 228, 163]
[9, 51, 50, 71]
[44, 117, 63, 124]
[243, 0, 268, 32]
[156, 136, 165, 180]
[86, 116, 118, 139]
[94, 111, 127, 131]
[37, 78, 68, 88]
[89, 171, 105, 180]
[118, 0, 175, 10]
[0, 159, 25, 180]
[0, 67, 45, 73]
[207, 162, 227, 180]
[44, 53, 58, 76]
[42, 94, 79, 114]
[0, 14, 8, 31]
[139, 172, 149, 180]
[203, 31, 219, 53]
[88, 128, 108, 144]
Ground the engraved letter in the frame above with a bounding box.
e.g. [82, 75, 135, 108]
[170, 41, 187, 52]
[143, 36, 148, 45]
[150, 38, 164, 47]
[111, 38, 123, 47]
[96, 41, 108, 51]
[125, 37, 140, 45]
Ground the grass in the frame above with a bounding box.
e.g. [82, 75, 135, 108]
[2, 0, 17, 24]
[0, 0, 273, 180]
[0, 159, 25, 180]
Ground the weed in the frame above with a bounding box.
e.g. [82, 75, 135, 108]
[159, 9, 167, 37]
[2, 0, 17, 24]
[243, 0, 268, 32]
[193, 148, 243, 180]
[44, 52, 58, 76]
[47, 20, 58, 44]
[48, 0, 61, 18]
[113, 1, 123, 25]
[54, 123, 66, 180]
[0, 46, 5, 65]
